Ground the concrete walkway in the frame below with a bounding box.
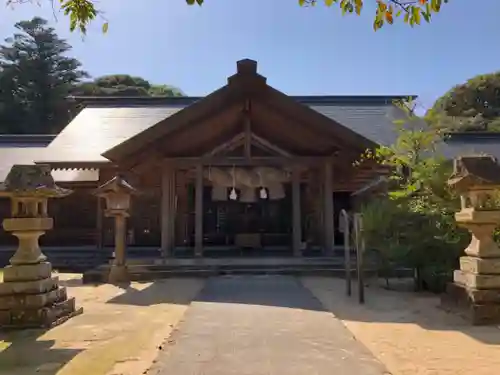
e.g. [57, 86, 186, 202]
[148, 275, 388, 375]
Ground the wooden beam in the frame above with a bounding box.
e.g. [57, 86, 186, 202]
[323, 160, 334, 256]
[35, 161, 111, 170]
[251, 133, 292, 157]
[194, 164, 203, 257]
[175, 170, 188, 246]
[161, 163, 175, 258]
[204, 132, 245, 157]
[244, 101, 252, 160]
[168, 156, 332, 167]
[292, 167, 302, 257]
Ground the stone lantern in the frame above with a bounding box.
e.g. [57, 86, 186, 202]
[0, 164, 82, 328]
[442, 155, 500, 324]
[94, 175, 137, 283]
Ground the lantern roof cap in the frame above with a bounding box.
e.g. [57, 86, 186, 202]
[94, 174, 138, 196]
[448, 155, 500, 189]
[0, 164, 71, 198]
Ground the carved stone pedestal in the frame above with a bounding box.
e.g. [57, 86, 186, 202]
[0, 219, 83, 329]
[441, 210, 500, 325]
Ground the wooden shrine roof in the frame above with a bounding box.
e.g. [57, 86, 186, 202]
[32, 60, 411, 167]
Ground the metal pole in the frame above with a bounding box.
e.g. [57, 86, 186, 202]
[340, 209, 351, 296]
[354, 213, 365, 304]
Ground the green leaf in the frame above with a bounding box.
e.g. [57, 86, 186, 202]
[102, 22, 108, 33]
[354, 0, 362, 15]
[431, 0, 442, 12]
[412, 6, 421, 24]
[422, 11, 430, 23]
[324, 0, 335, 6]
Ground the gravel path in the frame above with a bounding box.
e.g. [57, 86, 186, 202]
[148, 275, 388, 375]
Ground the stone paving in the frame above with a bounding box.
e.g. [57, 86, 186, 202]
[148, 275, 388, 375]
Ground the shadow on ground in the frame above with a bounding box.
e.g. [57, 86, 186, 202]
[303, 276, 500, 346]
[0, 329, 81, 375]
[195, 275, 327, 311]
[107, 275, 327, 312]
[107, 278, 203, 306]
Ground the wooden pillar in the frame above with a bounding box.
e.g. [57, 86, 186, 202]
[96, 196, 104, 250]
[161, 163, 176, 258]
[323, 160, 334, 256]
[194, 164, 203, 257]
[175, 171, 188, 246]
[292, 167, 302, 256]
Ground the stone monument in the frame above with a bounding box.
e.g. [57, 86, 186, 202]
[442, 155, 500, 324]
[0, 164, 83, 328]
[94, 175, 137, 283]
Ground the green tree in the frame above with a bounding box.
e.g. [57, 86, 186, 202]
[429, 72, 500, 133]
[0, 17, 88, 134]
[6, 0, 449, 34]
[359, 99, 468, 292]
[72, 75, 185, 97]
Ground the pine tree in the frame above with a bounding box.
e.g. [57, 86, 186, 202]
[0, 17, 88, 134]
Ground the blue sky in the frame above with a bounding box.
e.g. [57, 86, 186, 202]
[1, 0, 499, 108]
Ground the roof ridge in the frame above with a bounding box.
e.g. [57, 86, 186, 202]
[69, 94, 417, 107]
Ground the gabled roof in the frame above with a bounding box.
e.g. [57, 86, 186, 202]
[33, 99, 409, 164]
[34, 59, 414, 165]
[101, 59, 397, 163]
[45, 95, 405, 164]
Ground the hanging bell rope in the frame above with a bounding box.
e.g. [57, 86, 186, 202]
[229, 165, 238, 201]
[257, 170, 267, 199]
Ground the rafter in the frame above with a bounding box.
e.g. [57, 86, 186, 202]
[203, 131, 295, 159]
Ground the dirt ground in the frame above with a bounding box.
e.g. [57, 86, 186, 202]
[302, 277, 500, 375]
[3, 274, 500, 375]
[0, 273, 205, 375]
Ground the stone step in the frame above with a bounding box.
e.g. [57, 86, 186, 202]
[0, 286, 67, 310]
[137, 262, 354, 272]
[0, 276, 59, 296]
[0, 296, 83, 329]
[43, 297, 83, 328]
[83, 266, 413, 283]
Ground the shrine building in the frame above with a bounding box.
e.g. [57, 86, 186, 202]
[0, 59, 499, 260]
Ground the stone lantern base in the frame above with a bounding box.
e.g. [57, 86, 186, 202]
[442, 281, 500, 325]
[441, 210, 500, 325]
[0, 261, 83, 329]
